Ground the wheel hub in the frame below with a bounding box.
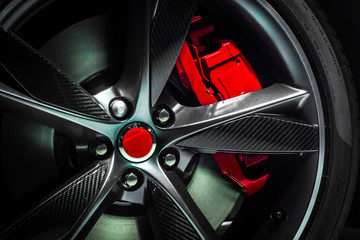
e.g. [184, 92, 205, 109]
[118, 122, 156, 162]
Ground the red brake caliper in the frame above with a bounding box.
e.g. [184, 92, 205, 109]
[175, 16, 269, 196]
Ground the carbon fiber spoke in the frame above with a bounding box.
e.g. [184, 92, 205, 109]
[150, 0, 198, 106]
[0, 161, 120, 240]
[113, 0, 198, 115]
[0, 82, 113, 140]
[113, 0, 151, 106]
[0, 27, 109, 120]
[147, 171, 219, 240]
[167, 84, 308, 139]
[177, 115, 318, 154]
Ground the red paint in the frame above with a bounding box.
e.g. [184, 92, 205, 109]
[176, 17, 269, 196]
[201, 41, 240, 69]
[191, 15, 203, 23]
[188, 18, 214, 54]
[123, 128, 153, 158]
[201, 40, 262, 99]
[177, 43, 218, 105]
[240, 155, 269, 168]
[216, 154, 269, 196]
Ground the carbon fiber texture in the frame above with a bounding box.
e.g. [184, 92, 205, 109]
[150, 0, 198, 106]
[0, 27, 110, 119]
[177, 115, 319, 153]
[1, 164, 108, 240]
[148, 180, 200, 240]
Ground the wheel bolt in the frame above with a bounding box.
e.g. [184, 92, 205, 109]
[94, 143, 108, 156]
[160, 149, 179, 170]
[156, 108, 171, 124]
[123, 172, 139, 189]
[89, 137, 112, 159]
[271, 209, 287, 223]
[164, 153, 177, 167]
[110, 99, 129, 119]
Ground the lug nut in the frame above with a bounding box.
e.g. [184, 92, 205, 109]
[271, 209, 287, 223]
[110, 99, 129, 119]
[156, 108, 171, 124]
[160, 148, 179, 170]
[123, 172, 138, 189]
[164, 153, 177, 167]
[121, 170, 143, 190]
[94, 143, 108, 156]
[89, 137, 112, 159]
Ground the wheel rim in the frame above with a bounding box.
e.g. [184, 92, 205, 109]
[0, 0, 326, 239]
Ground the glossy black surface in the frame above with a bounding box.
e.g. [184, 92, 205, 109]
[0, 27, 109, 119]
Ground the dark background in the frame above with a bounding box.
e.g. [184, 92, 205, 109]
[318, 1, 360, 239]
[319, 0, 360, 97]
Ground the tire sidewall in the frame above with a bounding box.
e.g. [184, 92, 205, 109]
[270, 0, 359, 239]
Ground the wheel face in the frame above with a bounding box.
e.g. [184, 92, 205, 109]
[0, 0, 357, 240]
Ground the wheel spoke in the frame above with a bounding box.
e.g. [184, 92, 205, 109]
[147, 171, 219, 240]
[0, 82, 113, 140]
[167, 84, 308, 137]
[113, 0, 198, 117]
[0, 158, 122, 240]
[112, 0, 151, 109]
[177, 114, 318, 154]
[0, 27, 109, 120]
[150, 0, 198, 106]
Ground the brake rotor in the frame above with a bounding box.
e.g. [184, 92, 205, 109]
[1, 14, 241, 239]
[87, 154, 241, 239]
[1, 114, 57, 201]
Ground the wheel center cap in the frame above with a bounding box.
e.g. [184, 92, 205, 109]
[123, 128, 152, 157]
[119, 123, 156, 162]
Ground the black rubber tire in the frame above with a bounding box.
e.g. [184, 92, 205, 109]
[267, 0, 360, 239]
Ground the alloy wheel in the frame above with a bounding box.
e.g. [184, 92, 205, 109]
[0, 0, 357, 239]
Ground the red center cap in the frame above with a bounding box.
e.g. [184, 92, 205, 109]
[122, 127, 153, 158]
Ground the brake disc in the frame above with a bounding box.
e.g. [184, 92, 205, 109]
[87, 154, 241, 239]
[1, 114, 57, 201]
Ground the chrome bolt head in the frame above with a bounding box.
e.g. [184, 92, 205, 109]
[164, 153, 177, 167]
[95, 143, 108, 156]
[110, 99, 128, 119]
[156, 108, 171, 124]
[160, 148, 179, 170]
[123, 172, 139, 189]
[89, 137, 112, 160]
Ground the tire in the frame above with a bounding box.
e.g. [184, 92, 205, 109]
[222, 0, 359, 239]
[267, 0, 360, 239]
[0, 0, 358, 240]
